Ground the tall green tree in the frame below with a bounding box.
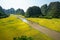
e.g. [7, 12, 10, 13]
[16, 9, 25, 16]
[41, 4, 47, 16]
[25, 6, 42, 17]
[0, 6, 8, 18]
[47, 1, 60, 18]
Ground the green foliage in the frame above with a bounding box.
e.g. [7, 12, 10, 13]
[25, 1, 60, 18]
[16, 9, 25, 16]
[40, 1, 60, 18]
[13, 36, 33, 40]
[1, 1, 60, 19]
[41, 4, 47, 16]
[0, 6, 9, 18]
[25, 6, 42, 17]
[47, 1, 60, 18]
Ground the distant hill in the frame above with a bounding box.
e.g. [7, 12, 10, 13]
[3, 8, 15, 15]
[3, 8, 25, 16]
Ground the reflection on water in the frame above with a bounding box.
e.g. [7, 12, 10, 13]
[18, 16, 28, 23]
[22, 18, 28, 23]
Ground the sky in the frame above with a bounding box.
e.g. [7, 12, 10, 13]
[0, 0, 60, 11]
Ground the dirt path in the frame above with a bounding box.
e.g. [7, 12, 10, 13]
[17, 16, 60, 40]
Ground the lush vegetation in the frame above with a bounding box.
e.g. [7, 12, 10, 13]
[0, 6, 9, 18]
[1, 1, 60, 18]
[46, 1, 60, 18]
[0, 1, 60, 40]
[41, 4, 47, 16]
[25, 1, 60, 18]
[16, 8, 25, 16]
[0, 14, 52, 40]
[27, 18, 60, 32]
[25, 6, 42, 17]
[13, 36, 32, 40]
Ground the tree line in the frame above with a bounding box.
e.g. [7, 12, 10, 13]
[0, 1, 60, 19]
[25, 1, 60, 18]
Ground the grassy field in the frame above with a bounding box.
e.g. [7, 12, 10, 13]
[0, 14, 52, 40]
[27, 18, 60, 32]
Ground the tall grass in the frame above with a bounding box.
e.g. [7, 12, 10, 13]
[0, 14, 52, 40]
[28, 18, 60, 32]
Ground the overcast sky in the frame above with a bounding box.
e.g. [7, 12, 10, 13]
[0, 0, 60, 11]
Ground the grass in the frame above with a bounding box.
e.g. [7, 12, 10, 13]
[0, 14, 53, 40]
[27, 18, 60, 32]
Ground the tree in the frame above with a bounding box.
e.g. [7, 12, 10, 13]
[47, 1, 60, 18]
[0, 6, 8, 18]
[25, 6, 42, 17]
[16, 9, 25, 16]
[41, 4, 47, 16]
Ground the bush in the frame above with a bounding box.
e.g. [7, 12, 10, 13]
[13, 36, 33, 40]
